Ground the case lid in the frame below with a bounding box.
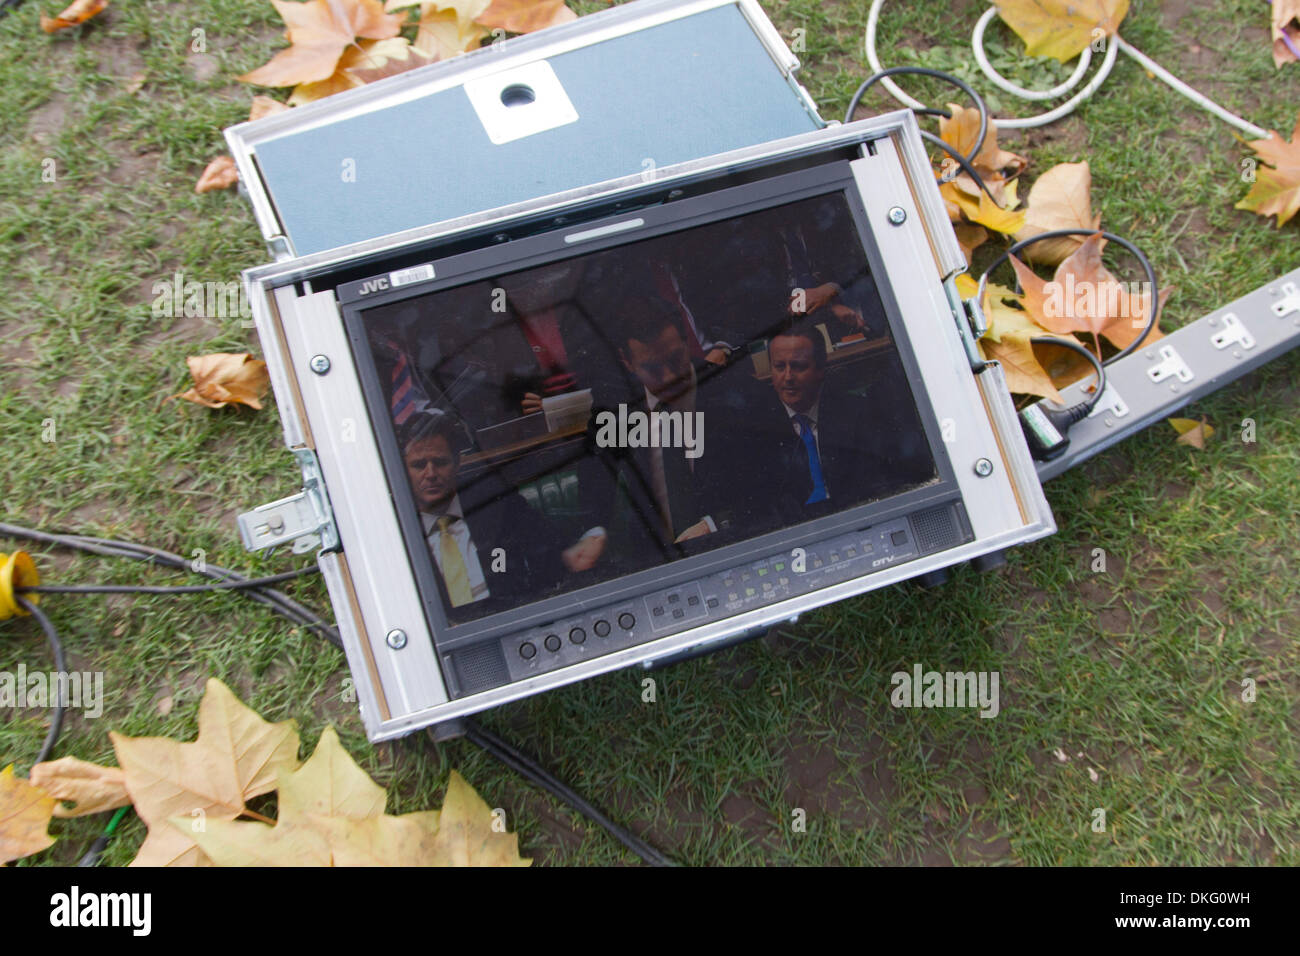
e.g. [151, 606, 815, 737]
[226, 0, 824, 258]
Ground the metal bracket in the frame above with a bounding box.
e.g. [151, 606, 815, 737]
[946, 276, 986, 370]
[238, 449, 340, 554]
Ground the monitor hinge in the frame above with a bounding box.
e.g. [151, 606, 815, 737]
[237, 449, 340, 554]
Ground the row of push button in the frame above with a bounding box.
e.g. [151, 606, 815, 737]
[518, 613, 636, 659]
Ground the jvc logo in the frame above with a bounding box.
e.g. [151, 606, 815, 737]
[358, 277, 390, 295]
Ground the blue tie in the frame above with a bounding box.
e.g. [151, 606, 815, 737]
[793, 413, 828, 504]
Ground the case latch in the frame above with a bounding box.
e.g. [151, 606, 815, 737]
[238, 449, 340, 554]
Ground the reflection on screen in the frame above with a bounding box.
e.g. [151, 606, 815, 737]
[359, 192, 939, 624]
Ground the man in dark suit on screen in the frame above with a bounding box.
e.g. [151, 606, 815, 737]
[736, 322, 935, 527]
[399, 411, 564, 615]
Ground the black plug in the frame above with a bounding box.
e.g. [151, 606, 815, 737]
[1019, 400, 1092, 462]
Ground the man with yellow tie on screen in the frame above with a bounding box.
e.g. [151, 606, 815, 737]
[399, 411, 563, 614]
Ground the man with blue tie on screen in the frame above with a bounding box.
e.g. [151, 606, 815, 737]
[741, 321, 929, 526]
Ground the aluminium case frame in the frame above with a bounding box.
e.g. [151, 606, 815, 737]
[241, 113, 1055, 742]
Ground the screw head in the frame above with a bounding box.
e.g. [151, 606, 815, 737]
[385, 628, 407, 650]
[973, 458, 994, 477]
[309, 354, 331, 375]
[887, 206, 907, 225]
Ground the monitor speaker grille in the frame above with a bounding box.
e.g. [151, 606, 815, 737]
[451, 643, 510, 697]
[911, 504, 961, 554]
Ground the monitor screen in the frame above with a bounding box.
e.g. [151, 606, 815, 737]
[345, 180, 942, 630]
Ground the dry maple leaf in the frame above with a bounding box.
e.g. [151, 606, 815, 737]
[944, 177, 1026, 235]
[427, 769, 530, 866]
[0, 764, 57, 864]
[249, 94, 291, 122]
[111, 678, 299, 867]
[995, 0, 1129, 62]
[185, 729, 528, 866]
[953, 223, 988, 266]
[30, 756, 131, 819]
[195, 155, 238, 194]
[1008, 232, 1167, 350]
[1015, 161, 1102, 265]
[1170, 416, 1214, 449]
[938, 102, 1027, 208]
[405, 0, 491, 58]
[478, 0, 575, 35]
[40, 0, 107, 34]
[170, 353, 270, 410]
[1272, 0, 1300, 67]
[978, 296, 1067, 403]
[240, 0, 407, 88]
[288, 36, 433, 105]
[1237, 112, 1300, 227]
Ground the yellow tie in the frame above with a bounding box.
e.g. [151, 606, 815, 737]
[436, 516, 473, 607]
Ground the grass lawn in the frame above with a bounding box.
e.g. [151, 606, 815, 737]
[2, 0, 1297, 866]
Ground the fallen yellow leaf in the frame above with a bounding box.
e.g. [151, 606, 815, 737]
[170, 353, 270, 410]
[289, 36, 433, 105]
[195, 155, 238, 194]
[427, 770, 530, 866]
[1271, 0, 1300, 67]
[0, 764, 57, 864]
[30, 756, 131, 819]
[978, 297, 1067, 403]
[1015, 161, 1103, 265]
[1009, 233, 1166, 349]
[411, 2, 491, 58]
[995, 0, 1129, 62]
[40, 0, 107, 34]
[240, 0, 407, 88]
[1237, 111, 1300, 227]
[112, 678, 300, 867]
[1170, 416, 1214, 449]
[477, 0, 575, 35]
[185, 729, 527, 866]
[249, 94, 291, 122]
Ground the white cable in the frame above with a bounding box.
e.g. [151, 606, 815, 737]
[971, 7, 1093, 102]
[864, 0, 1269, 139]
[1114, 36, 1268, 139]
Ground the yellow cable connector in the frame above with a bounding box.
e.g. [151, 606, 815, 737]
[0, 551, 40, 619]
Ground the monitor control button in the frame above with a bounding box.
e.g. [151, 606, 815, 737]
[569, 627, 586, 644]
[593, 619, 611, 637]
[891, 530, 908, 546]
[543, 634, 561, 652]
[519, 642, 537, 660]
[618, 612, 636, 630]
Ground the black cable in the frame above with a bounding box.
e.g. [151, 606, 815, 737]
[460, 719, 677, 867]
[845, 66, 998, 200]
[14, 595, 66, 766]
[21, 566, 319, 595]
[977, 229, 1161, 362]
[1030, 334, 1107, 412]
[0, 523, 341, 647]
